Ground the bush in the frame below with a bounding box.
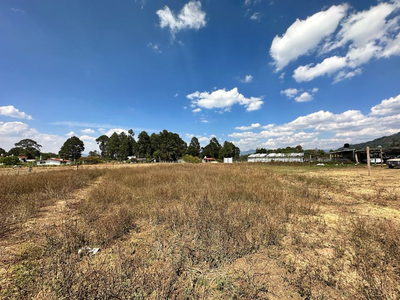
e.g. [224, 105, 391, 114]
[1, 156, 20, 166]
[182, 154, 201, 163]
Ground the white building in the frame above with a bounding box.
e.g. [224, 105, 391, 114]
[38, 158, 71, 166]
[248, 153, 304, 163]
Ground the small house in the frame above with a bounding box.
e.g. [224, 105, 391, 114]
[39, 158, 71, 166]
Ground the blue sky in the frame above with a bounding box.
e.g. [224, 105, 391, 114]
[1, 0, 400, 153]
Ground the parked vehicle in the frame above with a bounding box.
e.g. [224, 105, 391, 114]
[387, 156, 400, 168]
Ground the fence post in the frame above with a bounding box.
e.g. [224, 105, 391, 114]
[380, 148, 383, 168]
[367, 146, 371, 176]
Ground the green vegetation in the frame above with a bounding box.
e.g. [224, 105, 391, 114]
[59, 136, 85, 160]
[0, 156, 20, 166]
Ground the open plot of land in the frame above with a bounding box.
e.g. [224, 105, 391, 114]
[1, 163, 399, 299]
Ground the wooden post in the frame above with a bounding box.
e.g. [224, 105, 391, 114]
[367, 147, 371, 176]
[355, 153, 359, 164]
[380, 148, 383, 168]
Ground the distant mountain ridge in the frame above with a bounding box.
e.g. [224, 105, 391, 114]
[339, 132, 400, 150]
[241, 149, 256, 155]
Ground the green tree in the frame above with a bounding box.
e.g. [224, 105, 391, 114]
[88, 150, 100, 157]
[119, 132, 130, 161]
[7, 147, 23, 157]
[150, 133, 160, 159]
[13, 139, 42, 158]
[41, 152, 57, 160]
[157, 130, 187, 161]
[1, 156, 20, 166]
[187, 137, 201, 157]
[202, 137, 222, 159]
[219, 141, 240, 159]
[137, 131, 151, 158]
[107, 132, 120, 160]
[59, 136, 85, 160]
[128, 129, 137, 156]
[255, 148, 267, 154]
[96, 135, 109, 158]
[0, 147, 6, 156]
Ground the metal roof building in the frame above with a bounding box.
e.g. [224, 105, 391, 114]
[248, 153, 304, 163]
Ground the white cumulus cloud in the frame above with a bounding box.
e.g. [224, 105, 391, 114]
[0, 105, 32, 119]
[240, 75, 253, 83]
[370, 94, 400, 116]
[157, 1, 206, 38]
[228, 93, 400, 151]
[289, 2, 400, 83]
[187, 87, 263, 112]
[280, 88, 299, 98]
[81, 128, 95, 134]
[293, 56, 347, 82]
[295, 92, 313, 103]
[270, 4, 348, 71]
[235, 123, 261, 130]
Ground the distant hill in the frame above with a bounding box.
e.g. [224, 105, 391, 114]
[241, 149, 256, 155]
[338, 132, 400, 150]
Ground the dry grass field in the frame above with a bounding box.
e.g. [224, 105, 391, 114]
[1, 163, 399, 299]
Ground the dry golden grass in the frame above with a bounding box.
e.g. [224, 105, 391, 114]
[1, 163, 399, 299]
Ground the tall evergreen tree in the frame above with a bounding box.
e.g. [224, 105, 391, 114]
[137, 131, 151, 158]
[202, 137, 222, 159]
[107, 132, 120, 160]
[187, 137, 201, 157]
[127, 129, 137, 156]
[219, 141, 240, 159]
[96, 135, 109, 158]
[119, 132, 130, 161]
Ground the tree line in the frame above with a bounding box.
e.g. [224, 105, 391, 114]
[94, 129, 240, 162]
[0, 130, 240, 163]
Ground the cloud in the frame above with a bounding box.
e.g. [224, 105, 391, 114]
[0, 121, 29, 135]
[66, 131, 75, 137]
[235, 123, 261, 130]
[81, 128, 95, 134]
[295, 92, 313, 102]
[104, 128, 130, 136]
[270, 4, 348, 71]
[245, 0, 251, 6]
[289, 2, 400, 83]
[250, 12, 261, 21]
[324, 2, 399, 51]
[50, 121, 156, 133]
[135, 0, 147, 9]
[11, 7, 25, 13]
[192, 108, 202, 113]
[147, 42, 162, 54]
[175, 93, 179, 97]
[228, 93, 400, 151]
[370, 94, 400, 116]
[293, 56, 347, 82]
[280, 88, 299, 98]
[333, 68, 363, 84]
[0, 105, 32, 119]
[200, 119, 209, 123]
[0, 122, 68, 153]
[187, 87, 263, 112]
[80, 135, 96, 141]
[281, 87, 318, 102]
[157, 1, 206, 38]
[240, 75, 253, 83]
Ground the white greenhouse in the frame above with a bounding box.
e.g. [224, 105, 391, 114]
[248, 153, 304, 163]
